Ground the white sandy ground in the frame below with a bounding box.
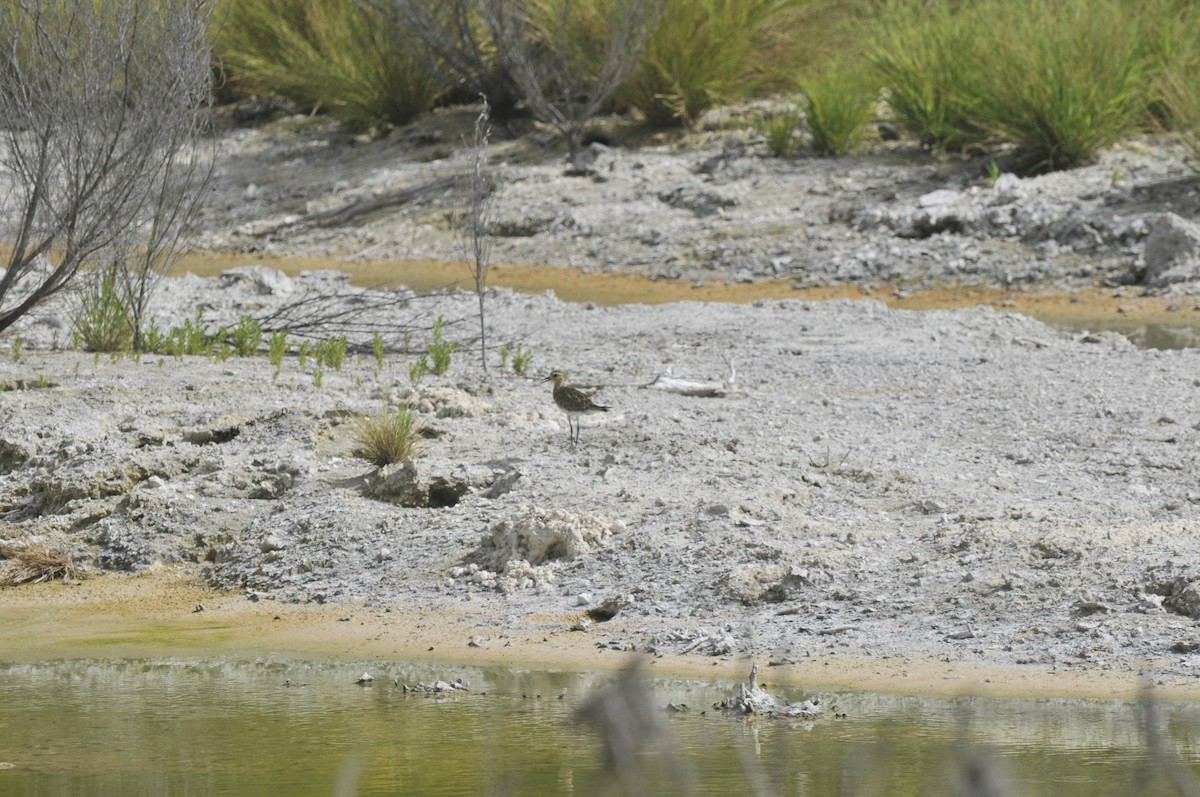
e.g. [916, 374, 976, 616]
[3, 113, 1200, 699]
[2, 277, 1200, 699]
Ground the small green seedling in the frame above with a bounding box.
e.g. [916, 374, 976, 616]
[372, 332, 385, 369]
[428, 316, 458, 376]
[511, 344, 533, 377]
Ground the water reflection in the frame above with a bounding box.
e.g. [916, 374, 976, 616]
[1, 658, 1199, 796]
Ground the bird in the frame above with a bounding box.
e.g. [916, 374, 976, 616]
[542, 369, 608, 444]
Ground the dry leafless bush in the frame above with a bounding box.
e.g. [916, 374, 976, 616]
[383, 0, 523, 118]
[0, 540, 83, 585]
[485, 0, 665, 171]
[0, 0, 215, 337]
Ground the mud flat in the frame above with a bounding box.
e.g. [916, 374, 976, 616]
[2, 269, 1199, 696]
[3, 114, 1200, 696]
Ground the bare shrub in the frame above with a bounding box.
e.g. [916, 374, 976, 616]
[0, 0, 215, 337]
[464, 98, 496, 374]
[383, 0, 523, 119]
[485, 0, 665, 171]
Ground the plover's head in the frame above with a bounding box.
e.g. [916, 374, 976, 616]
[542, 369, 567, 386]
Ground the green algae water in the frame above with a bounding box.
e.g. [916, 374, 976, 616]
[1, 659, 1199, 796]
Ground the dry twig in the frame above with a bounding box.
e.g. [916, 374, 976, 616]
[0, 541, 83, 585]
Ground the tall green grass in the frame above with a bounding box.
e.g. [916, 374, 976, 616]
[619, 0, 817, 126]
[972, 0, 1152, 173]
[802, 65, 876, 155]
[1145, 0, 1200, 168]
[207, 0, 1200, 171]
[868, 0, 1183, 171]
[867, 0, 986, 153]
[217, 0, 440, 130]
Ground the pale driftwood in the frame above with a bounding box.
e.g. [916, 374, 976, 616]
[646, 360, 737, 397]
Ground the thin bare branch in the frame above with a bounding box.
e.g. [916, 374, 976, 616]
[485, 0, 665, 170]
[0, 0, 215, 335]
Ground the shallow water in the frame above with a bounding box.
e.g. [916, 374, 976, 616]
[2, 659, 1199, 796]
[171, 254, 1200, 349]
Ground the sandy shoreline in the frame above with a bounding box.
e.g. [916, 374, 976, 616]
[2, 569, 1194, 702]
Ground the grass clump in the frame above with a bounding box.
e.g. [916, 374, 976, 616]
[510, 344, 533, 377]
[218, 0, 440, 130]
[427, 316, 457, 376]
[971, 0, 1152, 173]
[499, 343, 534, 376]
[372, 332, 385, 369]
[409, 355, 429, 386]
[758, 105, 802, 157]
[867, 0, 987, 153]
[1148, 1, 1200, 167]
[316, 335, 347, 371]
[268, 329, 289, 377]
[352, 405, 420, 467]
[162, 310, 210, 357]
[868, 0, 1167, 171]
[72, 266, 134, 354]
[620, 0, 814, 126]
[801, 65, 877, 155]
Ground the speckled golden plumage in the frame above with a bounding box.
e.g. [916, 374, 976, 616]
[542, 369, 608, 444]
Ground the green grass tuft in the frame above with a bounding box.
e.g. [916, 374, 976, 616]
[758, 105, 802, 157]
[217, 0, 440, 131]
[620, 0, 816, 126]
[72, 267, 134, 354]
[427, 316, 457, 376]
[802, 66, 876, 156]
[353, 405, 420, 467]
[867, 0, 987, 153]
[972, 0, 1152, 173]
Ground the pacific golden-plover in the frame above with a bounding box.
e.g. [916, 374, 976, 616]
[542, 369, 608, 444]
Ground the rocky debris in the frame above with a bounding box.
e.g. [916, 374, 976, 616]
[1147, 573, 1200, 619]
[448, 559, 557, 595]
[447, 507, 621, 594]
[1143, 212, 1200, 290]
[722, 563, 821, 606]
[362, 458, 517, 507]
[713, 663, 823, 719]
[653, 628, 738, 657]
[363, 459, 469, 508]
[219, 264, 298, 298]
[645, 361, 737, 397]
[656, 183, 739, 217]
[402, 678, 469, 693]
[0, 439, 29, 475]
[178, 110, 1200, 290]
[476, 506, 619, 568]
[405, 384, 495, 418]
